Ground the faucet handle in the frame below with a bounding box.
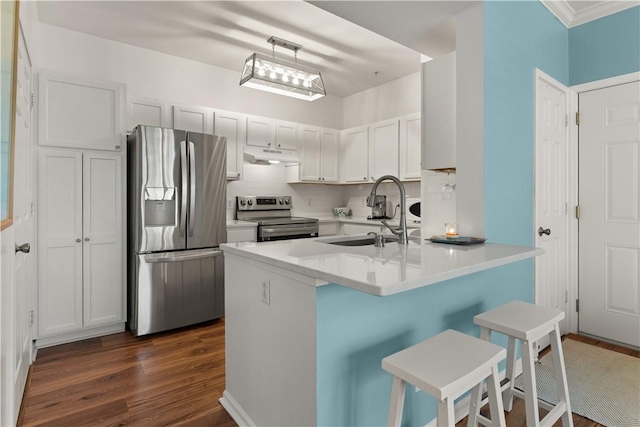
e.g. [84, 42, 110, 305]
[367, 232, 385, 247]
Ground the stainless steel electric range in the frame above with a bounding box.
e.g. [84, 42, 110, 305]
[236, 196, 319, 242]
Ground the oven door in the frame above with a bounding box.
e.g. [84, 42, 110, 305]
[259, 223, 318, 241]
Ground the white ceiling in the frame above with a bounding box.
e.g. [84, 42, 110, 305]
[36, 1, 470, 99]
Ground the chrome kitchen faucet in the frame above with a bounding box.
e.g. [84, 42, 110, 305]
[367, 175, 408, 244]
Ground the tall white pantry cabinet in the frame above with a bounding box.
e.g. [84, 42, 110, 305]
[36, 71, 126, 345]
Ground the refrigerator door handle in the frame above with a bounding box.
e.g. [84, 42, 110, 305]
[180, 140, 187, 237]
[189, 140, 196, 237]
[144, 249, 223, 263]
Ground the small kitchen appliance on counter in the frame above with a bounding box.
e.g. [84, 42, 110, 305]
[236, 196, 318, 241]
[367, 194, 388, 219]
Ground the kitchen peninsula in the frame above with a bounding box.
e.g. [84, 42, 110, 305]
[220, 236, 542, 426]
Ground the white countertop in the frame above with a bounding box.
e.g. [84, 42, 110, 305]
[221, 235, 543, 296]
[226, 220, 258, 228]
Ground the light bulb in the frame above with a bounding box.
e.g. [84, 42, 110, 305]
[282, 75, 289, 83]
[292, 78, 299, 85]
[270, 71, 277, 79]
[258, 69, 266, 77]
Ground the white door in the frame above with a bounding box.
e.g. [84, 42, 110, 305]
[579, 81, 640, 347]
[342, 126, 368, 183]
[274, 121, 298, 150]
[83, 152, 123, 327]
[369, 119, 399, 181]
[246, 116, 274, 148]
[172, 105, 214, 134]
[9, 29, 34, 422]
[37, 150, 83, 336]
[321, 129, 340, 183]
[300, 126, 321, 181]
[399, 113, 421, 180]
[215, 111, 245, 179]
[534, 73, 569, 352]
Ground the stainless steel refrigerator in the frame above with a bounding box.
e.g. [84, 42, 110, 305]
[127, 125, 227, 336]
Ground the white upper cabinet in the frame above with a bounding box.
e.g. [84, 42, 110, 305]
[341, 118, 401, 183]
[173, 105, 214, 134]
[296, 126, 339, 183]
[369, 118, 399, 181]
[38, 71, 125, 151]
[215, 110, 245, 180]
[422, 52, 456, 170]
[399, 113, 421, 180]
[128, 98, 169, 131]
[274, 120, 299, 150]
[246, 116, 273, 148]
[247, 116, 299, 150]
[341, 126, 369, 183]
[320, 129, 339, 182]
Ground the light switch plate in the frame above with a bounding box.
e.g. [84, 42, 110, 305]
[261, 279, 270, 305]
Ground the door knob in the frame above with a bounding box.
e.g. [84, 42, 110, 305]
[85, 237, 90, 242]
[76, 238, 81, 243]
[538, 227, 551, 236]
[15, 243, 30, 254]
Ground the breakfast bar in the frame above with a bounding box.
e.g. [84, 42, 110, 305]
[219, 236, 543, 426]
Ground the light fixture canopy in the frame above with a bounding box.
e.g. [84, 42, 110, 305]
[240, 36, 326, 101]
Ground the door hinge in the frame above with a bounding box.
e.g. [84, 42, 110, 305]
[576, 299, 579, 312]
[30, 93, 36, 109]
[575, 112, 580, 125]
[575, 205, 580, 219]
[29, 310, 35, 326]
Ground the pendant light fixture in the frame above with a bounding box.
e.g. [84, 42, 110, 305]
[240, 36, 326, 101]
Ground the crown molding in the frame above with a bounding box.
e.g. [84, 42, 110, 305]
[541, 0, 640, 28]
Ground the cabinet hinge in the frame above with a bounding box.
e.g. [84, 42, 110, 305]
[565, 290, 568, 304]
[30, 93, 36, 109]
[576, 299, 579, 312]
[29, 310, 35, 326]
[575, 205, 580, 219]
[565, 114, 568, 127]
[575, 112, 580, 125]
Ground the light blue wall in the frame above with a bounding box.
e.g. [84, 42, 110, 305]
[316, 262, 531, 426]
[569, 6, 640, 85]
[484, 0, 569, 247]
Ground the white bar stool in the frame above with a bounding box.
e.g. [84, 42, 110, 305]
[472, 300, 573, 427]
[382, 329, 507, 427]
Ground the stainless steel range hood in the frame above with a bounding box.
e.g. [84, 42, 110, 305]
[243, 146, 300, 165]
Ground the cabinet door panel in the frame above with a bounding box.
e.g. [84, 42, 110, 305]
[275, 121, 298, 150]
[83, 153, 123, 327]
[37, 150, 83, 336]
[300, 126, 321, 181]
[129, 98, 167, 130]
[342, 126, 369, 182]
[400, 114, 421, 180]
[38, 71, 124, 151]
[173, 105, 214, 134]
[246, 117, 273, 147]
[321, 129, 340, 183]
[215, 111, 245, 179]
[370, 119, 399, 180]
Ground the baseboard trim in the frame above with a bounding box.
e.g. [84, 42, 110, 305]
[424, 359, 523, 426]
[35, 323, 125, 348]
[220, 390, 256, 427]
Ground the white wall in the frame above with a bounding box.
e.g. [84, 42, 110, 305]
[36, 24, 343, 129]
[342, 72, 420, 128]
[455, 3, 484, 237]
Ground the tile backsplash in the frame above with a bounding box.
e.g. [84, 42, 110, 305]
[226, 163, 456, 227]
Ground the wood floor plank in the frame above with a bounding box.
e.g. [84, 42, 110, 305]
[20, 321, 633, 427]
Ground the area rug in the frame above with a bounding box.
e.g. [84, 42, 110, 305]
[513, 339, 640, 427]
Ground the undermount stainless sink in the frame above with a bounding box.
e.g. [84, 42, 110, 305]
[319, 236, 400, 246]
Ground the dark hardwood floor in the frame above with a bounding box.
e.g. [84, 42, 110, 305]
[18, 323, 638, 426]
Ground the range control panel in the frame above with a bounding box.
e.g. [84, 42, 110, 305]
[237, 196, 292, 211]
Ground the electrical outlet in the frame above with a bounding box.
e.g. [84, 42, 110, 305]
[307, 199, 311, 206]
[227, 198, 234, 209]
[362, 199, 366, 206]
[261, 279, 270, 305]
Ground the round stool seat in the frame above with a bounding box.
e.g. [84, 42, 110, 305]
[382, 329, 507, 427]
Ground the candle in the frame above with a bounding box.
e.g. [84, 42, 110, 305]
[445, 222, 459, 238]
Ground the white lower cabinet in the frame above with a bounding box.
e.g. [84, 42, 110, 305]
[37, 149, 124, 339]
